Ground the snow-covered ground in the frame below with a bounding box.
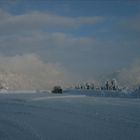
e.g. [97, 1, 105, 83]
[0, 91, 140, 140]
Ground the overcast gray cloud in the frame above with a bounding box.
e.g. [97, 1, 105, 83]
[0, 31, 95, 56]
[0, 9, 10, 19]
[121, 14, 140, 31]
[0, 10, 104, 33]
[103, 59, 140, 88]
[0, 54, 72, 90]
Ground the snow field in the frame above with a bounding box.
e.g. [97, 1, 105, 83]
[0, 92, 140, 140]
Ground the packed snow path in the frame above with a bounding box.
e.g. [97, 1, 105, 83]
[0, 92, 140, 140]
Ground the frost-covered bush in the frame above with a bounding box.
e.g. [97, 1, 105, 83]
[52, 86, 63, 94]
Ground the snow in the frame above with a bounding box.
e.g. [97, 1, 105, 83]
[0, 91, 140, 140]
[31, 95, 86, 101]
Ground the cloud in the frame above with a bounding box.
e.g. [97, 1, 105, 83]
[121, 15, 140, 31]
[0, 9, 10, 20]
[117, 60, 140, 88]
[0, 10, 104, 33]
[0, 31, 95, 56]
[103, 59, 140, 88]
[0, 54, 71, 90]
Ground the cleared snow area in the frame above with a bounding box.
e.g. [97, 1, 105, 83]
[0, 91, 140, 140]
